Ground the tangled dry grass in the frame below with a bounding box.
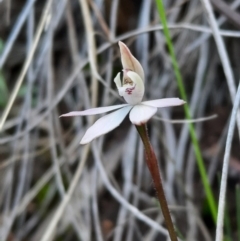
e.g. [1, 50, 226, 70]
[0, 0, 240, 240]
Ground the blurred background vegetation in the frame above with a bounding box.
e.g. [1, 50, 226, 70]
[0, 0, 240, 240]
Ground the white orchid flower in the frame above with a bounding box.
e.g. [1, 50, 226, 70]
[60, 41, 185, 144]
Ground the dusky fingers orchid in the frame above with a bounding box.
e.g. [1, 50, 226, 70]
[61, 41, 185, 241]
[60, 41, 185, 145]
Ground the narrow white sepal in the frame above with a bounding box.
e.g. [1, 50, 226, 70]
[141, 98, 186, 108]
[80, 106, 132, 144]
[129, 104, 157, 125]
[118, 41, 145, 82]
[60, 104, 129, 117]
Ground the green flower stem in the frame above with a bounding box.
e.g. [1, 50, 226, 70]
[155, 0, 217, 222]
[136, 124, 178, 241]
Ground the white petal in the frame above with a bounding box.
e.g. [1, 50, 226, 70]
[141, 98, 186, 108]
[80, 106, 132, 144]
[129, 104, 157, 125]
[114, 72, 122, 90]
[119, 71, 144, 105]
[118, 41, 145, 82]
[60, 104, 129, 117]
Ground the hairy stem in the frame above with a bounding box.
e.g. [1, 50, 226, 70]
[136, 124, 178, 241]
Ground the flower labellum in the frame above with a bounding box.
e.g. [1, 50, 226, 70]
[60, 41, 186, 144]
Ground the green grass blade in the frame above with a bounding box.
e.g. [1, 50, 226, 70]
[155, 0, 217, 222]
[0, 39, 8, 107]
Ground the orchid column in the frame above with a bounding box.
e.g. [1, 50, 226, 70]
[60, 41, 185, 241]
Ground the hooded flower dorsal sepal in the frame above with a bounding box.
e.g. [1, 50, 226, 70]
[60, 41, 186, 144]
[114, 42, 145, 105]
[118, 41, 144, 82]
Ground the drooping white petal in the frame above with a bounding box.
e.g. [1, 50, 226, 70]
[119, 71, 144, 105]
[141, 98, 186, 108]
[118, 41, 145, 82]
[80, 106, 132, 144]
[60, 104, 129, 117]
[129, 104, 157, 125]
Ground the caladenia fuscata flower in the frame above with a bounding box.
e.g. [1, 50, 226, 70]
[60, 41, 185, 145]
[61, 42, 184, 241]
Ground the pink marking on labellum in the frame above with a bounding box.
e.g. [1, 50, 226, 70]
[125, 85, 135, 95]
